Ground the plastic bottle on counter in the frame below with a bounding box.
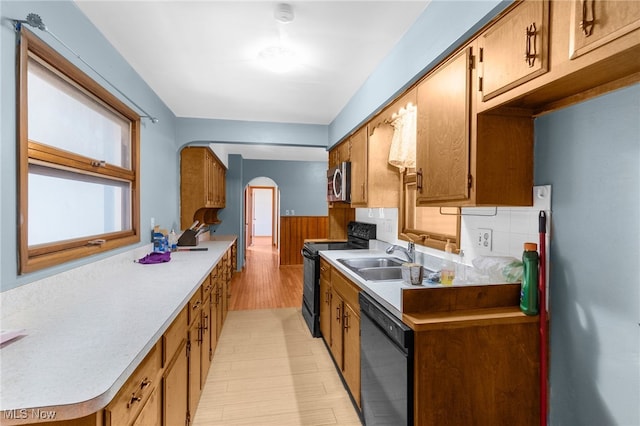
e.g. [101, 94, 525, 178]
[520, 242, 539, 315]
[455, 249, 467, 283]
[440, 239, 455, 285]
[169, 229, 178, 251]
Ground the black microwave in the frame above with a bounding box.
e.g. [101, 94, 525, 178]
[327, 162, 351, 202]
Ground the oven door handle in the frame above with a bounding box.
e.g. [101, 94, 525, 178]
[301, 249, 317, 260]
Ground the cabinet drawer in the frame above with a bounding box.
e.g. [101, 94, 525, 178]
[188, 286, 204, 326]
[331, 269, 360, 310]
[105, 342, 161, 426]
[163, 307, 187, 367]
[320, 258, 331, 281]
[202, 275, 214, 298]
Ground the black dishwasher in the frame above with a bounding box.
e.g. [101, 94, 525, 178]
[359, 292, 414, 425]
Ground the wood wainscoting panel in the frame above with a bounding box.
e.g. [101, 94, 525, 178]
[280, 216, 328, 265]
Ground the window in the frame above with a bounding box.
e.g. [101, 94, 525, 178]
[17, 29, 140, 274]
[399, 172, 460, 252]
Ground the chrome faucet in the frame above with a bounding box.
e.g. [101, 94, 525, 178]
[386, 242, 415, 263]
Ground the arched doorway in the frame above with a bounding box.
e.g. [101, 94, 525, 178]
[244, 177, 279, 263]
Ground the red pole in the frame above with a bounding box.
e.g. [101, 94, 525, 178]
[538, 211, 548, 426]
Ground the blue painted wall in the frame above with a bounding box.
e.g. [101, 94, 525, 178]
[242, 159, 327, 216]
[211, 156, 327, 268]
[534, 84, 640, 425]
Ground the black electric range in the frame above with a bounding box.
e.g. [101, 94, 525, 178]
[301, 221, 376, 337]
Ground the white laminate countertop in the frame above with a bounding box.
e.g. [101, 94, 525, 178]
[319, 249, 442, 319]
[0, 236, 236, 422]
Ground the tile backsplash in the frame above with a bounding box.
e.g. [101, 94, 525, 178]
[356, 185, 552, 266]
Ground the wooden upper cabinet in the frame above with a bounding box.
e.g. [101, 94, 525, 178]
[416, 43, 534, 207]
[416, 47, 472, 204]
[349, 127, 367, 205]
[479, 0, 549, 102]
[328, 139, 351, 169]
[180, 147, 226, 230]
[569, 0, 640, 59]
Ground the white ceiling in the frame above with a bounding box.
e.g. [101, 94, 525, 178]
[74, 1, 429, 160]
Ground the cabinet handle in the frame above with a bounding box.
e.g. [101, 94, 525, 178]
[192, 299, 201, 310]
[140, 378, 151, 389]
[580, 0, 595, 36]
[417, 168, 423, 193]
[524, 22, 537, 67]
[203, 314, 209, 331]
[361, 183, 365, 200]
[128, 394, 142, 408]
[335, 306, 341, 322]
[343, 311, 350, 330]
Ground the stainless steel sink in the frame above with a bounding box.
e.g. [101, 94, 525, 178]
[356, 267, 404, 281]
[337, 256, 435, 282]
[337, 257, 404, 269]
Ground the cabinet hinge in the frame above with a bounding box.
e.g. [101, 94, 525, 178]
[469, 54, 475, 70]
[468, 174, 473, 189]
[186, 339, 191, 356]
[478, 77, 483, 92]
[186, 410, 191, 426]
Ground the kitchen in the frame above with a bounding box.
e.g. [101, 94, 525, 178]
[1, 1, 639, 426]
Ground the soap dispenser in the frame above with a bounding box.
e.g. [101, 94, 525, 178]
[441, 239, 455, 285]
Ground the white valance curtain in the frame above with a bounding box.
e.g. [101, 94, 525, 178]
[387, 103, 416, 172]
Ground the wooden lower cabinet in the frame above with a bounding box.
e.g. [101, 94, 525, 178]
[163, 339, 188, 426]
[201, 296, 213, 388]
[132, 386, 161, 426]
[187, 317, 202, 421]
[319, 274, 332, 341]
[342, 302, 360, 406]
[413, 319, 539, 425]
[329, 288, 344, 366]
[163, 307, 188, 426]
[104, 342, 162, 426]
[321, 267, 361, 407]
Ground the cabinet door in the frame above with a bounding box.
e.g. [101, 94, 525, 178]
[132, 386, 161, 426]
[349, 127, 368, 205]
[330, 294, 344, 367]
[319, 276, 332, 342]
[163, 341, 188, 426]
[209, 277, 219, 355]
[200, 297, 212, 389]
[215, 270, 223, 339]
[479, 0, 549, 101]
[342, 303, 361, 407]
[188, 318, 202, 418]
[205, 150, 213, 207]
[416, 47, 472, 204]
[569, 0, 640, 59]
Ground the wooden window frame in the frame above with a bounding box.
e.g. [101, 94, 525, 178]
[17, 28, 141, 274]
[398, 171, 461, 252]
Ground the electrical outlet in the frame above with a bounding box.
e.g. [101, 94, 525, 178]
[285, 210, 290, 215]
[476, 228, 493, 253]
[291, 209, 295, 215]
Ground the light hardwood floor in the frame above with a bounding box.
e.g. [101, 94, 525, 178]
[229, 237, 303, 310]
[192, 237, 361, 425]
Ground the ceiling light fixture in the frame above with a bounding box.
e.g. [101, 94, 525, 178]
[259, 45, 298, 73]
[258, 3, 300, 73]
